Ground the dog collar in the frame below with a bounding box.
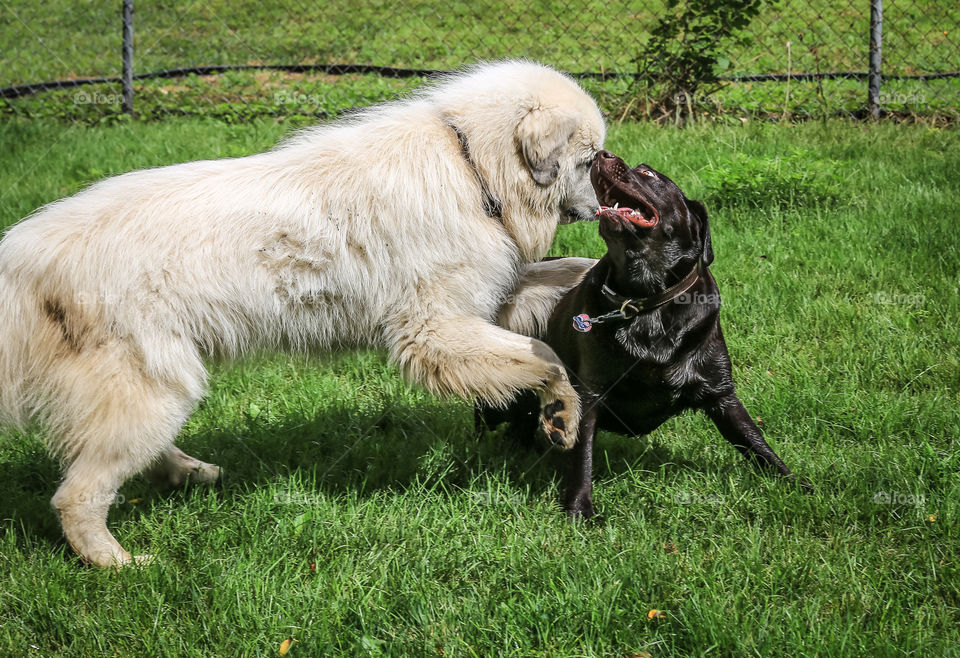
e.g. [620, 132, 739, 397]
[572, 259, 705, 333]
[447, 122, 503, 220]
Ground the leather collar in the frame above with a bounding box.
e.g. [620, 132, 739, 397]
[448, 123, 503, 220]
[601, 258, 706, 315]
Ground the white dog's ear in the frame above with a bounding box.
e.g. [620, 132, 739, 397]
[516, 107, 578, 186]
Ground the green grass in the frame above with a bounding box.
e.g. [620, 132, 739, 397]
[4, 0, 959, 80]
[3, 0, 959, 121]
[1, 117, 959, 656]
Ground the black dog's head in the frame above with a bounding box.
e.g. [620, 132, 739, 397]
[590, 150, 713, 292]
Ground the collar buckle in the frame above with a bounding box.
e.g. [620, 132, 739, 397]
[599, 257, 706, 318]
[619, 299, 640, 318]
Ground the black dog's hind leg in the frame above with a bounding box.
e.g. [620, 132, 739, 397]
[564, 397, 600, 519]
[474, 391, 541, 449]
[706, 395, 813, 492]
[474, 401, 509, 436]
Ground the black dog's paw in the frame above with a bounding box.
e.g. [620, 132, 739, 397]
[565, 494, 596, 521]
[779, 472, 814, 494]
[796, 476, 815, 494]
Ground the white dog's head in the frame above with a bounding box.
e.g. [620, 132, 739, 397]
[513, 91, 606, 226]
[431, 61, 606, 261]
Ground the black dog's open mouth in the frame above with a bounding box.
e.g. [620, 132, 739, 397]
[594, 201, 659, 228]
[591, 157, 660, 228]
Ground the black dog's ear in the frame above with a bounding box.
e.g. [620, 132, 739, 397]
[686, 199, 714, 266]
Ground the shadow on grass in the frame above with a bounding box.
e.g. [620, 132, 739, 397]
[0, 397, 707, 555]
[185, 399, 699, 496]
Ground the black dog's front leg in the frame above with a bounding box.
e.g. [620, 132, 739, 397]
[706, 395, 812, 491]
[564, 396, 600, 519]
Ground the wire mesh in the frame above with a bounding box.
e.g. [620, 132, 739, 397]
[1, 0, 957, 123]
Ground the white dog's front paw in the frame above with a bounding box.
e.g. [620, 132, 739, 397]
[540, 396, 579, 450]
[189, 463, 221, 485]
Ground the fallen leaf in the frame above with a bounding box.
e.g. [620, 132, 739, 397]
[279, 637, 294, 656]
[928, 514, 937, 522]
[648, 609, 665, 620]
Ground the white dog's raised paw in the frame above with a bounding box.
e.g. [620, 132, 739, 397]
[541, 400, 576, 450]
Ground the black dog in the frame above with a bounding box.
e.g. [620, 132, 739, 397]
[479, 150, 809, 518]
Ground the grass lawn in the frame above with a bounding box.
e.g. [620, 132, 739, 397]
[0, 117, 958, 656]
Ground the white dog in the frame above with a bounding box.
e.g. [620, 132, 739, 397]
[0, 61, 604, 566]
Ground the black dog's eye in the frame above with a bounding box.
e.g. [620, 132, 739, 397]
[640, 170, 656, 178]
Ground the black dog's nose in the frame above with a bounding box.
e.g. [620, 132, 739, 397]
[595, 149, 617, 162]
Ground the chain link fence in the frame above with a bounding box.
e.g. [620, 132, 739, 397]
[2, 0, 958, 123]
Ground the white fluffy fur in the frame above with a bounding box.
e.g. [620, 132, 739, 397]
[0, 61, 605, 566]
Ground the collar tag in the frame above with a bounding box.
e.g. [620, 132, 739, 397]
[572, 314, 593, 332]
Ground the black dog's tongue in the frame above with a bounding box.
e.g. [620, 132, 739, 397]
[595, 204, 657, 228]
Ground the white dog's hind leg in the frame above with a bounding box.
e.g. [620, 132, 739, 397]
[389, 315, 581, 449]
[53, 458, 148, 568]
[48, 357, 196, 567]
[52, 400, 191, 567]
[144, 446, 221, 488]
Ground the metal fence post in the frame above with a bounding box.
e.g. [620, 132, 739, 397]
[868, 0, 882, 118]
[122, 0, 134, 116]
